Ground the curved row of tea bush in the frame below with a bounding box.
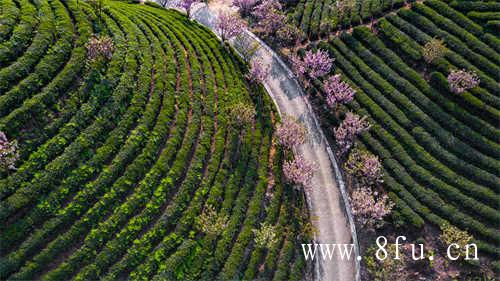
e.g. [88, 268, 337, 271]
[0, 0, 20, 42]
[308, 1, 499, 259]
[0, 1, 308, 280]
[0, 0, 38, 67]
[289, 0, 407, 40]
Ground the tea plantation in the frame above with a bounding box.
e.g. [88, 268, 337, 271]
[306, 0, 499, 262]
[0, 0, 307, 280]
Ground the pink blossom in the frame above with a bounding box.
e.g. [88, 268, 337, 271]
[216, 12, 246, 42]
[283, 155, 316, 190]
[291, 49, 333, 80]
[275, 115, 306, 149]
[252, 0, 285, 35]
[323, 74, 355, 107]
[344, 148, 383, 186]
[178, 0, 199, 17]
[447, 69, 480, 94]
[334, 112, 370, 156]
[0, 131, 18, 171]
[349, 187, 393, 229]
[252, 0, 281, 19]
[247, 60, 270, 83]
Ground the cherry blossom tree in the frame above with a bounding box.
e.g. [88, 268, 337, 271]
[349, 187, 393, 229]
[0, 131, 18, 172]
[86, 35, 114, 61]
[275, 115, 306, 149]
[291, 49, 333, 80]
[447, 69, 480, 94]
[344, 148, 383, 186]
[178, 0, 199, 18]
[422, 37, 447, 63]
[216, 12, 246, 43]
[333, 111, 370, 156]
[283, 155, 316, 190]
[246, 59, 270, 83]
[253, 222, 278, 248]
[196, 205, 229, 236]
[323, 74, 355, 108]
[252, 0, 285, 35]
[233, 0, 258, 16]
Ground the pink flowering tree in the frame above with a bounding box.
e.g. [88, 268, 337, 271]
[252, 0, 285, 35]
[447, 69, 480, 94]
[323, 74, 355, 108]
[0, 131, 19, 172]
[246, 59, 270, 83]
[344, 148, 383, 186]
[349, 186, 393, 229]
[283, 155, 317, 191]
[291, 49, 333, 82]
[233, 0, 258, 16]
[275, 115, 307, 149]
[216, 12, 246, 43]
[333, 111, 370, 157]
[178, 0, 199, 18]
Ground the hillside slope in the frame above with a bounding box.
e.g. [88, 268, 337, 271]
[0, 1, 308, 280]
[307, 0, 499, 263]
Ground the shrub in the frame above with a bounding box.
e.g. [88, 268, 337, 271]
[291, 49, 333, 80]
[344, 147, 383, 186]
[86, 35, 115, 61]
[323, 73, 356, 108]
[283, 155, 316, 190]
[275, 115, 306, 149]
[333, 111, 371, 156]
[349, 186, 393, 229]
[0, 131, 18, 172]
[439, 221, 473, 258]
[197, 205, 229, 236]
[422, 37, 446, 63]
[447, 69, 480, 94]
[252, 222, 278, 248]
[230, 102, 255, 127]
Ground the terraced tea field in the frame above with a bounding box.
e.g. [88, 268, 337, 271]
[0, 0, 307, 280]
[308, 0, 499, 263]
[289, 0, 408, 40]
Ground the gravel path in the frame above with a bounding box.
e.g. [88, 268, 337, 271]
[191, 4, 359, 280]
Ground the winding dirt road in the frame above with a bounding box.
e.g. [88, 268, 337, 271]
[191, 3, 359, 280]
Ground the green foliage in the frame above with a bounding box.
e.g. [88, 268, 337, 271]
[0, 1, 308, 281]
[252, 222, 278, 248]
[196, 205, 229, 236]
[439, 221, 473, 258]
[310, 2, 500, 262]
[422, 37, 446, 63]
